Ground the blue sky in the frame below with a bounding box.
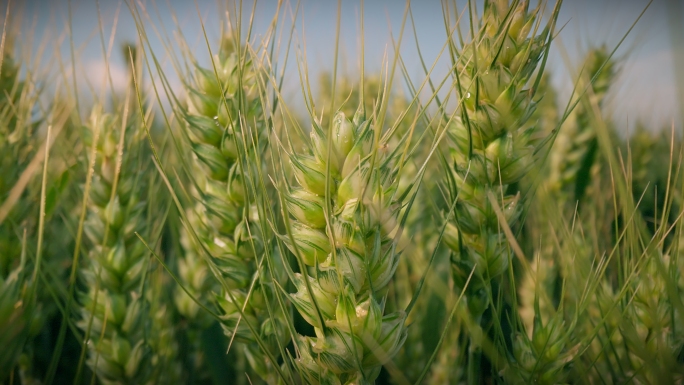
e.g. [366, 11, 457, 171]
[8, 0, 682, 132]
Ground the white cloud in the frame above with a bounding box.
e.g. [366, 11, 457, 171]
[83, 59, 130, 95]
[79, 58, 184, 113]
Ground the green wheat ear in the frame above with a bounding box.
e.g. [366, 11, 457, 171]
[76, 103, 175, 384]
[436, 2, 565, 383]
[276, 99, 411, 383]
[443, 0, 555, 318]
[180, 35, 290, 384]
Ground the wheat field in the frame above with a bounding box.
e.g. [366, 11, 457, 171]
[1, 0, 683, 384]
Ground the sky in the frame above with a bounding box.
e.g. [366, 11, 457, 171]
[6, 0, 683, 133]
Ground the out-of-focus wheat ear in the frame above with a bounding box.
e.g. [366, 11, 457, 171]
[74, 91, 166, 384]
[547, 47, 616, 205]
